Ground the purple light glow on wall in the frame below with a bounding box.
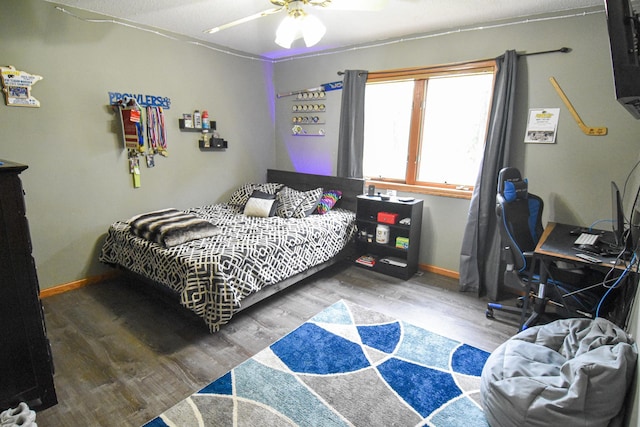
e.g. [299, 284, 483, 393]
[286, 138, 333, 175]
[262, 62, 276, 123]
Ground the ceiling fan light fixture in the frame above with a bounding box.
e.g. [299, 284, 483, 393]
[274, 0, 326, 49]
[275, 15, 299, 48]
[204, 0, 387, 51]
[301, 14, 326, 47]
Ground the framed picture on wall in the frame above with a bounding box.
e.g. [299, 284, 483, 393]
[524, 108, 559, 144]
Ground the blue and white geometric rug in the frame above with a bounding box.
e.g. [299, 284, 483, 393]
[143, 300, 491, 426]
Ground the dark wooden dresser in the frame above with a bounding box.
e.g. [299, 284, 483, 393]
[0, 160, 57, 411]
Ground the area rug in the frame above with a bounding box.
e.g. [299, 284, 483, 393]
[143, 300, 491, 426]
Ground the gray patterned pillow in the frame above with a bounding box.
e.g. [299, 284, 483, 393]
[292, 187, 323, 218]
[228, 182, 283, 206]
[258, 182, 284, 194]
[275, 186, 305, 218]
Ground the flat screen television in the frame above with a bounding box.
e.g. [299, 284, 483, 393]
[605, 0, 640, 119]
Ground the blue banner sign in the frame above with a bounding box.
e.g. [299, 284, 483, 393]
[109, 92, 171, 109]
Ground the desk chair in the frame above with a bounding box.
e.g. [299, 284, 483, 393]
[485, 168, 542, 325]
[485, 167, 600, 329]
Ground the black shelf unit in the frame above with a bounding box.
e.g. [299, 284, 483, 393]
[0, 160, 57, 412]
[354, 195, 423, 279]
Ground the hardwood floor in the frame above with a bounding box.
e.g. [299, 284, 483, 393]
[36, 264, 517, 427]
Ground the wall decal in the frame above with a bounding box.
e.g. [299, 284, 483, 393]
[0, 65, 43, 107]
[108, 92, 171, 109]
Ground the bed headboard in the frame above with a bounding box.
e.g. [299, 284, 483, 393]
[267, 169, 364, 212]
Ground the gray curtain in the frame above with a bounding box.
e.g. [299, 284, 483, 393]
[459, 50, 518, 299]
[337, 70, 368, 178]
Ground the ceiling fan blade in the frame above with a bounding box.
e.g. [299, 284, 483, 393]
[204, 6, 283, 34]
[316, 0, 388, 11]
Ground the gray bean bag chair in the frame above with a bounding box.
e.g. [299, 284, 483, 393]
[481, 318, 637, 427]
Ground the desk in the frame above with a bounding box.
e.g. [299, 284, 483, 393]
[524, 222, 637, 329]
[536, 222, 629, 269]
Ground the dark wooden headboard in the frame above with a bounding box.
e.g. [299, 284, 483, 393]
[267, 169, 364, 212]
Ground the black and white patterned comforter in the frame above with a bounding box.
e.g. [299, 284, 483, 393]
[99, 203, 356, 332]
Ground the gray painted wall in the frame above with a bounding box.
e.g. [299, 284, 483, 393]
[274, 11, 640, 275]
[2, 0, 275, 288]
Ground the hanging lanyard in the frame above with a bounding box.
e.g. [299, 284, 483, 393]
[147, 106, 158, 151]
[146, 106, 168, 156]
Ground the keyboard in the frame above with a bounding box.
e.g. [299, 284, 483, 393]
[574, 233, 599, 246]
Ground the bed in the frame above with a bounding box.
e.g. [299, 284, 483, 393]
[99, 169, 364, 333]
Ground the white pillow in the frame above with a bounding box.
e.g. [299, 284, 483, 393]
[243, 190, 277, 217]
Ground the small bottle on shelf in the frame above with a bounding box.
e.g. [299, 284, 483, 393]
[193, 110, 202, 128]
[202, 110, 210, 131]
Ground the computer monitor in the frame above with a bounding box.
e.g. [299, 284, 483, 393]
[628, 182, 640, 253]
[611, 181, 625, 247]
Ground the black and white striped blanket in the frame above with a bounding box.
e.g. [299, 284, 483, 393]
[128, 208, 220, 248]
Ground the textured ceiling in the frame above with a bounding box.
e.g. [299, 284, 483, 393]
[43, 0, 604, 61]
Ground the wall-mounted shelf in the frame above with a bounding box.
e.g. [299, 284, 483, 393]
[292, 104, 326, 112]
[292, 124, 325, 136]
[199, 137, 228, 150]
[294, 91, 326, 100]
[292, 131, 326, 137]
[291, 116, 327, 125]
[179, 118, 216, 132]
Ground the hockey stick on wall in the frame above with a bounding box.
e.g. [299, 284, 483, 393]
[549, 77, 607, 136]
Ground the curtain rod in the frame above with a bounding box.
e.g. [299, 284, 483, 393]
[518, 46, 571, 56]
[337, 47, 571, 75]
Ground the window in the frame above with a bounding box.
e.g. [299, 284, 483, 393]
[363, 61, 497, 197]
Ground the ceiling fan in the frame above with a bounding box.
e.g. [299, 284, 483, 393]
[204, 0, 389, 49]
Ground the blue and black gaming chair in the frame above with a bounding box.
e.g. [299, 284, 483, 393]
[485, 167, 601, 330]
[485, 167, 543, 326]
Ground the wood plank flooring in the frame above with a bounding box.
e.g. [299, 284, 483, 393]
[36, 264, 518, 426]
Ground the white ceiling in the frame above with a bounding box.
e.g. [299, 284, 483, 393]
[44, 0, 604, 61]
